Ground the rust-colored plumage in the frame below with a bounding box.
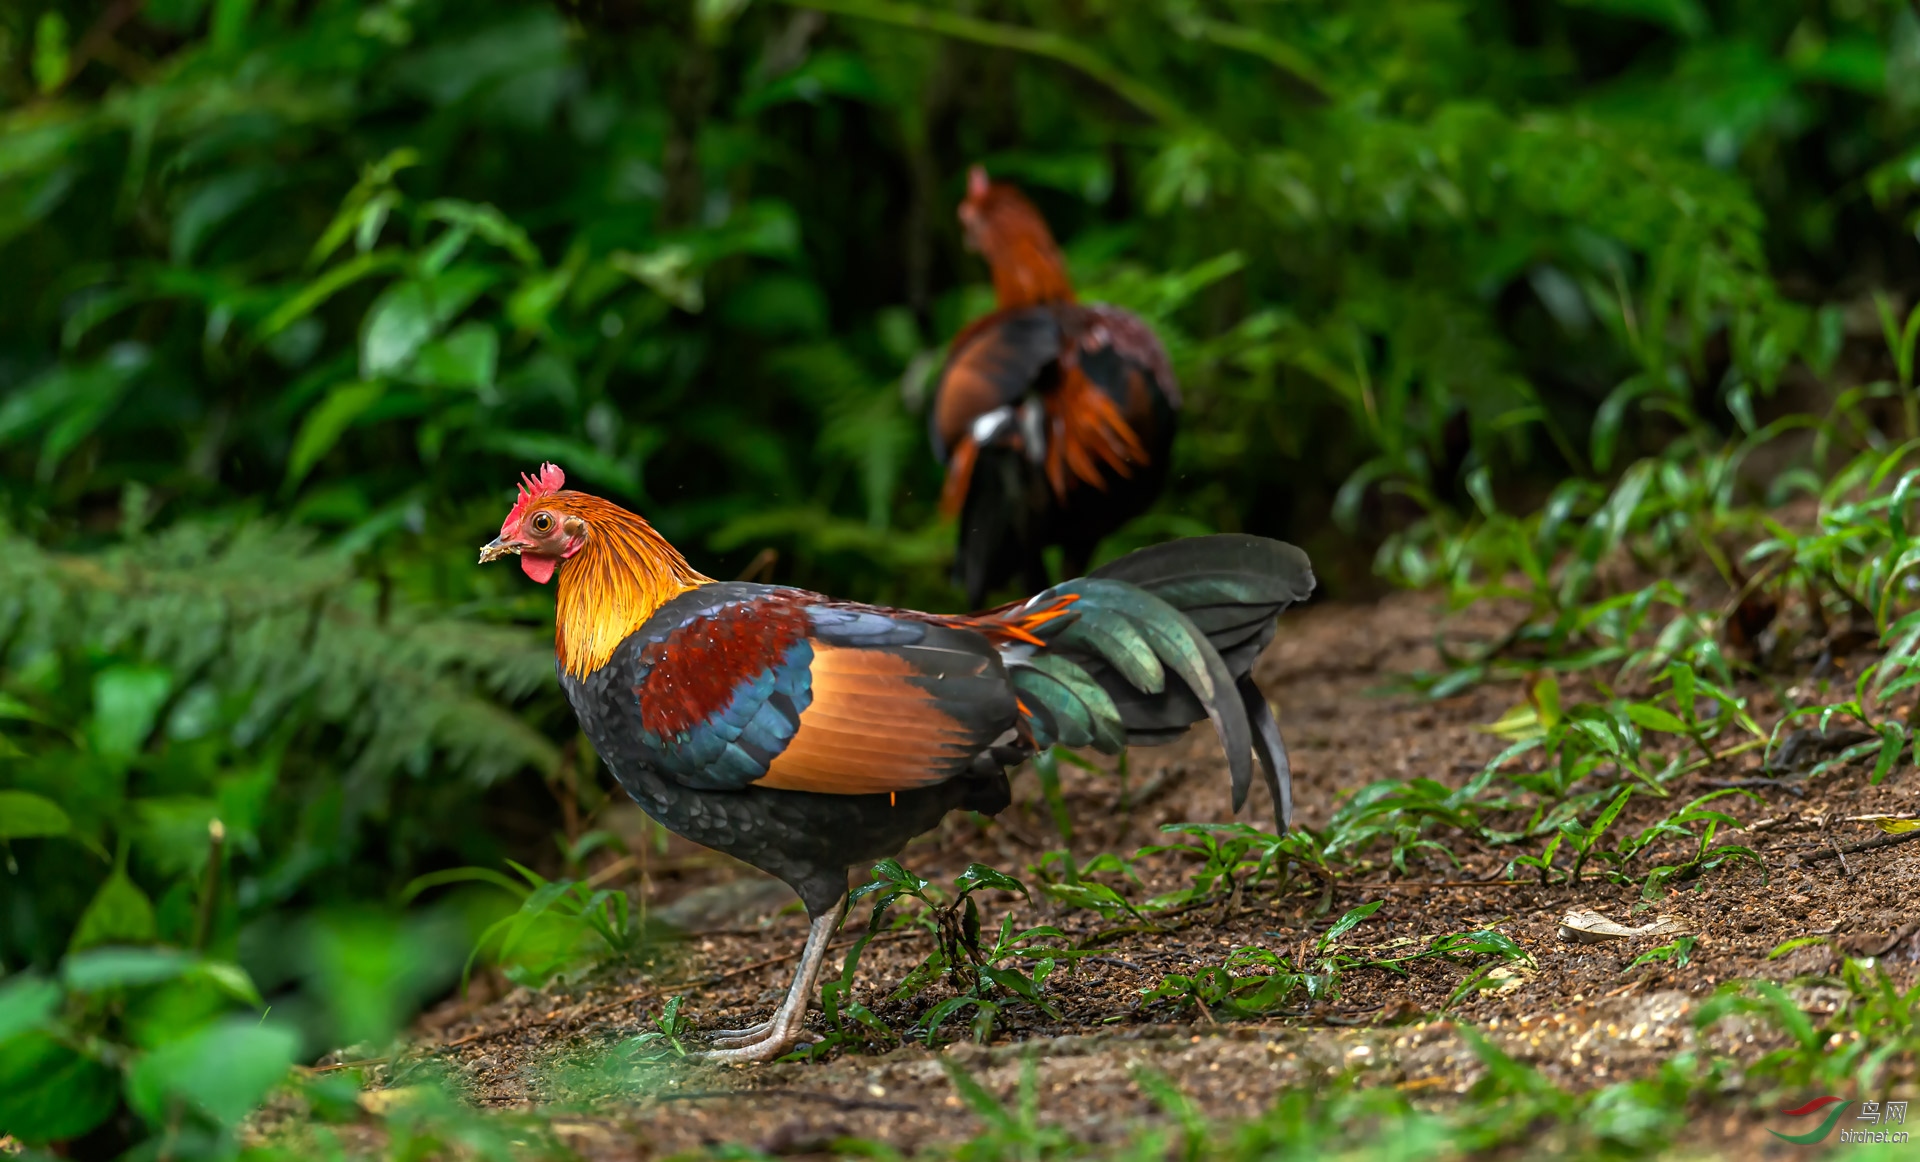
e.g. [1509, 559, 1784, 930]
[956, 165, 1077, 308]
[934, 167, 1181, 608]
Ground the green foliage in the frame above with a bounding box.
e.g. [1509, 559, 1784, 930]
[1697, 960, 1920, 1101]
[0, 519, 549, 1153]
[403, 856, 657, 991]
[797, 858, 1082, 1056]
[1, 0, 1917, 1151]
[1140, 903, 1532, 1019]
[2, 0, 1910, 597]
[1, 520, 558, 966]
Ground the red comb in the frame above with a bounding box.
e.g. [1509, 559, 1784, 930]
[501, 462, 565, 535]
[967, 165, 991, 200]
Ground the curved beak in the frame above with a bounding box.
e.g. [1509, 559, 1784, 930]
[478, 536, 523, 564]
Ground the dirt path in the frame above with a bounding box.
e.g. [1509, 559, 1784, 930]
[343, 593, 1920, 1157]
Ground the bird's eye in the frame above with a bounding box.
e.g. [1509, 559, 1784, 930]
[530, 512, 554, 535]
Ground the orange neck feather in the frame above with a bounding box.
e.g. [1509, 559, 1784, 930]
[551, 496, 712, 679]
[973, 194, 1076, 308]
[989, 234, 1076, 308]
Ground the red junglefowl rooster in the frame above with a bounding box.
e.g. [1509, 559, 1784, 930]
[480, 463, 1311, 1062]
[933, 165, 1181, 608]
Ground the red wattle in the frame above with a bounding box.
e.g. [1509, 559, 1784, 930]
[522, 555, 557, 584]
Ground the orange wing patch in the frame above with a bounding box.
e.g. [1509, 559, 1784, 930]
[755, 645, 984, 794]
[1042, 364, 1150, 502]
[934, 355, 1011, 456]
[931, 308, 1064, 456]
[938, 434, 981, 518]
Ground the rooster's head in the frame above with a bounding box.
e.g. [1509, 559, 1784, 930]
[958, 166, 1050, 253]
[478, 462, 586, 584]
[956, 165, 1073, 307]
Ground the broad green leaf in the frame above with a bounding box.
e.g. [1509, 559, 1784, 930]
[286, 380, 386, 486]
[256, 249, 405, 340]
[195, 961, 264, 1008]
[1623, 703, 1689, 734]
[1318, 900, 1383, 949]
[409, 322, 498, 389]
[359, 266, 496, 378]
[0, 1031, 116, 1144]
[0, 790, 70, 839]
[89, 664, 172, 758]
[171, 169, 276, 263]
[68, 871, 157, 953]
[1585, 787, 1634, 848]
[127, 1017, 298, 1127]
[0, 974, 61, 1043]
[1873, 817, 1920, 834]
[738, 49, 884, 114]
[420, 199, 539, 265]
[362, 282, 437, 378]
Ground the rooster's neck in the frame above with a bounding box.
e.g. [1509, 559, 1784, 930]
[554, 503, 711, 678]
[990, 236, 1076, 309]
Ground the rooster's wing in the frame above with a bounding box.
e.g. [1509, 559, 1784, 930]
[608, 583, 1016, 796]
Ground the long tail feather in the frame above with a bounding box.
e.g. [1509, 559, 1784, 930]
[1242, 676, 1292, 832]
[962, 533, 1313, 830]
[990, 576, 1253, 813]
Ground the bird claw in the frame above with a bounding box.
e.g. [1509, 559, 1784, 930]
[693, 1008, 816, 1062]
[704, 1020, 774, 1050]
[693, 1028, 805, 1064]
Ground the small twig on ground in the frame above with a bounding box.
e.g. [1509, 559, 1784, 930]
[1802, 827, 1920, 864]
[1821, 812, 1853, 876]
[1344, 880, 1548, 891]
[1731, 815, 1805, 833]
[303, 1056, 392, 1075]
[1678, 740, 1766, 778]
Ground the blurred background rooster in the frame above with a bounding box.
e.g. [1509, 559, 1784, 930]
[933, 166, 1182, 608]
[481, 464, 1311, 1062]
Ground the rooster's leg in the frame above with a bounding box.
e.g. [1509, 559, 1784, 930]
[699, 895, 847, 1061]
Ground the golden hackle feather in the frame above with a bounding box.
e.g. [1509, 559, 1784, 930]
[549, 494, 712, 678]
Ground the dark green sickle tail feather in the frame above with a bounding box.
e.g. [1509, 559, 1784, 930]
[996, 534, 1314, 832]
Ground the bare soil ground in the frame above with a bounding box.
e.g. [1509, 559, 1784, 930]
[325, 593, 1920, 1157]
